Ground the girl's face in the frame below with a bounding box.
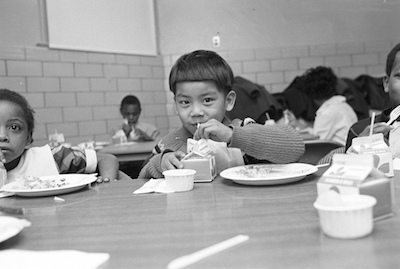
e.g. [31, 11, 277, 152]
[120, 104, 141, 125]
[0, 101, 31, 164]
[174, 81, 235, 135]
[385, 52, 400, 108]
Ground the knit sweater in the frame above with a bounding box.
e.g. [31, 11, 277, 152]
[138, 119, 305, 179]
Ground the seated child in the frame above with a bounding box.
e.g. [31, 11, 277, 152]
[0, 89, 119, 184]
[317, 43, 400, 165]
[285, 66, 358, 146]
[113, 95, 159, 142]
[345, 43, 400, 156]
[139, 50, 305, 179]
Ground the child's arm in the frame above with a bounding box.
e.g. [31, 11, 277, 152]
[229, 123, 305, 164]
[96, 153, 119, 182]
[122, 121, 132, 138]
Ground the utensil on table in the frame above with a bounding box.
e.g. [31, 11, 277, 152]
[385, 105, 400, 126]
[168, 235, 249, 269]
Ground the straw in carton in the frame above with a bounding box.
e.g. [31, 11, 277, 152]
[369, 112, 376, 136]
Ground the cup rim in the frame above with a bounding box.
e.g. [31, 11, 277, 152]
[313, 194, 377, 212]
[162, 169, 196, 177]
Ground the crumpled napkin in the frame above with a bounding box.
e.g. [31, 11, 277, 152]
[133, 178, 174, 194]
[0, 249, 110, 269]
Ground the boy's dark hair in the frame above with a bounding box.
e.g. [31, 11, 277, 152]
[0, 89, 35, 141]
[386, 43, 400, 76]
[169, 50, 234, 95]
[120, 95, 141, 112]
[299, 66, 337, 101]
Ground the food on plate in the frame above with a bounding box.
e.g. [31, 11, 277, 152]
[11, 174, 68, 190]
[233, 165, 286, 178]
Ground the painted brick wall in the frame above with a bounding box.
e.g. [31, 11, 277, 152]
[0, 45, 169, 146]
[164, 40, 398, 130]
[0, 40, 397, 145]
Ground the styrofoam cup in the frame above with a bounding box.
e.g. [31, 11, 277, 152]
[163, 169, 196, 192]
[314, 194, 377, 239]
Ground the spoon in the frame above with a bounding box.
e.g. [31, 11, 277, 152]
[386, 105, 400, 126]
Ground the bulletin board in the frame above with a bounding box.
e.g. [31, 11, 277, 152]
[46, 0, 157, 56]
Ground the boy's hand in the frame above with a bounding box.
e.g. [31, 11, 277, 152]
[122, 123, 132, 137]
[194, 119, 233, 143]
[359, 122, 393, 137]
[161, 151, 186, 171]
[0, 151, 6, 163]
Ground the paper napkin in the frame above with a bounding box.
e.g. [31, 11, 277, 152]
[0, 191, 15, 198]
[133, 178, 174, 194]
[0, 249, 110, 269]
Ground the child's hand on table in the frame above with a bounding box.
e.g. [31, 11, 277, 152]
[161, 151, 186, 171]
[193, 119, 233, 143]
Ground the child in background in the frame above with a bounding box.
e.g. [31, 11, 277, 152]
[139, 50, 305, 179]
[317, 43, 400, 165]
[345, 43, 400, 156]
[0, 89, 119, 184]
[285, 66, 358, 146]
[113, 95, 159, 142]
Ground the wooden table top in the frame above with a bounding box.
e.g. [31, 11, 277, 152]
[1, 168, 399, 269]
[98, 140, 157, 162]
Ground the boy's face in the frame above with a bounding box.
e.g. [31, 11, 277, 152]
[0, 101, 31, 164]
[120, 104, 141, 125]
[384, 52, 400, 108]
[174, 81, 236, 135]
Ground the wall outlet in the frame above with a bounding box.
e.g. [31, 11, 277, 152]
[212, 36, 220, 47]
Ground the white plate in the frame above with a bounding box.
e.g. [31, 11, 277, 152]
[0, 216, 31, 243]
[1, 174, 97, 197]
[220, 163, 318, 186]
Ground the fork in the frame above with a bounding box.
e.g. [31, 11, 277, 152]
[386, 105, 400, 126]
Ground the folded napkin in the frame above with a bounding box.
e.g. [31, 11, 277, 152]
[0, 249, 110, 269]
[133, 178, 174, 194]
[0, 191, 15, 198]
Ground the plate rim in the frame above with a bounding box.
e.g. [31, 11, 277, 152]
[1, 173, 97, 196]
[220, 163, 318, 183]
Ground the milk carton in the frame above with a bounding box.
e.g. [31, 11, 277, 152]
[317, 154, 393, 220]
[181, 138, 244, 182]
[349, 133, 394, 177]
[181, 139, 217, 182]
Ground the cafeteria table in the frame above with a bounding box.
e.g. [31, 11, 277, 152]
[1, 167, 400, 268]
[98, 140, 157, 162]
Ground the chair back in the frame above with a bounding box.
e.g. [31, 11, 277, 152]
[299, 140, 343, 165]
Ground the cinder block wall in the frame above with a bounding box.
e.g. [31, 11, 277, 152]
[0, 45, 169, 146]
[164, 40, 397, 130]
[0, 40, 397, 145]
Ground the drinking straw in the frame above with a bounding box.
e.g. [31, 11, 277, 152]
[369, 112, 376, 136]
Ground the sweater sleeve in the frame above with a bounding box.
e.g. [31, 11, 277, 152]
[138, 127, 190, 179]
[138, 153, 163, 179]
[230, 123, 305, 163]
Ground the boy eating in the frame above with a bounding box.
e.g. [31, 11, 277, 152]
[139, 50, 305, 179]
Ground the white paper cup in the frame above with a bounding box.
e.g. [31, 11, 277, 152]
[314, 194, 377, 239]
[163, 169, 196, 192]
